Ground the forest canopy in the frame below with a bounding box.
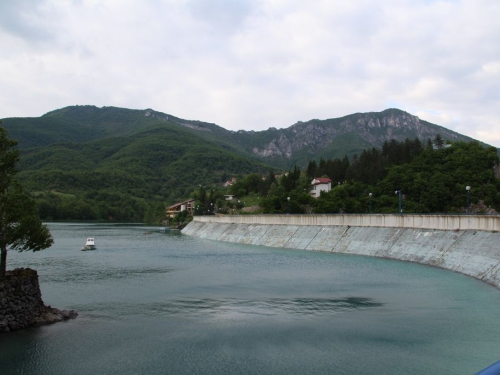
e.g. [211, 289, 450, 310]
[230, 138, 500, 215]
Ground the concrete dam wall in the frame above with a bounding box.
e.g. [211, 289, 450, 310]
[182, 214, 500, 289]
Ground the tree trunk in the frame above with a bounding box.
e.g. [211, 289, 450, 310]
[0, 245, 6, 280]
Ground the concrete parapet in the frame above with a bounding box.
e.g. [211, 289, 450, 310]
[193, 214, 500, 231]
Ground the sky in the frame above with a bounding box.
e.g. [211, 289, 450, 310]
[1, 0, 500, 145]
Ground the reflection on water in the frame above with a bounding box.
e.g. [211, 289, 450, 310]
[76, 297, 383, 322]
[44, 265, 175, 283]
[147, 297, 383, 317]
[2, 223, 500, 375]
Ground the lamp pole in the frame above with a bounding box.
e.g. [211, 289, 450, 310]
[369, 193, 372, 213]
[287, 196, 290, 214]
[395, 190, 402, 214]
[466, 186, 471, 215]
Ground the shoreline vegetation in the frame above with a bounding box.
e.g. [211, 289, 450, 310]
[185, 139, 499, 225]
[1, 125, 69, 334]
[28, 138, 499, 226]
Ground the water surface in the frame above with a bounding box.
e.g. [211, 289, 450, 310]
[1, 223, 499, 374]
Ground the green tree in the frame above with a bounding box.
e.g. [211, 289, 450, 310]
[0, 126, 53, 279]
[433, 134, 444, 149]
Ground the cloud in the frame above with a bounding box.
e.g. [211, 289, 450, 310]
[186, 0, 255, 34]
[0, 0, 56, 42]
[0, 0, 499, 146]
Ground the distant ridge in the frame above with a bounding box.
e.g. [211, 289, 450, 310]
[2, 106, 479, 166]
[0, 105, 487, 217]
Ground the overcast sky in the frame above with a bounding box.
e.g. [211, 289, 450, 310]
[1, 0, 499, 145]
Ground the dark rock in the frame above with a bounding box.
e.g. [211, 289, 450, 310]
[0, 268, 78, 334]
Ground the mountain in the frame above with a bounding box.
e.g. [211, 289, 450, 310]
[0, 105, 486, 221]
[1, 106, 271, 221]
[228, 108, 478, 168]
[4, 106, 479, 162]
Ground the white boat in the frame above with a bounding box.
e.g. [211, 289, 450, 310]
[81, 238, 97, 251]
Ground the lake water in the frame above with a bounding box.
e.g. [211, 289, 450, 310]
[1, 223, 500, 374]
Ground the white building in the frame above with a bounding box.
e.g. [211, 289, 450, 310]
[310, 178, 332, 198]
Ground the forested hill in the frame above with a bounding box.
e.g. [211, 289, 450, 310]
[3, 106, 479, 167]
[0, 105, 489, 221]
[1, 105, 240, 151]
[1, 106, 272, 221]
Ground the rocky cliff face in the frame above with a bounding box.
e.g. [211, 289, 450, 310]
[145, 109, 213, 133]
[141, 107, 472, 165]
[249, 109, 469, 161]
[252, 133, 294, 158]
[3, 105, 482, 171]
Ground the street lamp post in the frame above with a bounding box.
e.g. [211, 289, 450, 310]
[466, 186, 471, 215]
[287, 196, 290, 214]
[395, 190, 402, 214]
[369, 193, 372, 213]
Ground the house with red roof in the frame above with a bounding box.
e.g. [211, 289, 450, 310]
[310, 177, 332, 198]
[224, 177, 237, 187]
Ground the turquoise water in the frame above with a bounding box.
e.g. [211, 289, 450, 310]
[1, 223, 500, 374]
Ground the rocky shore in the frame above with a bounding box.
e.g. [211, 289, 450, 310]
[0, 268, 77, 334]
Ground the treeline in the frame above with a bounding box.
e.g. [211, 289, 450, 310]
[228, 138, 500, 214]
[34, 191, 164, 222]
[27, 134, 500, 220]
[306, 138, 426, 185]
[229, 171, 277, 197]
[13, 129, 272, 222]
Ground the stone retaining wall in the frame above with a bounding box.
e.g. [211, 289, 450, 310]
[0, 268, 77, 333]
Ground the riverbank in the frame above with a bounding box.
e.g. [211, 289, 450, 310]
[183, 214, 500, 289]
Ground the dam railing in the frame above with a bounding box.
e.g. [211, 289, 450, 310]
[193, 214, 500, 232]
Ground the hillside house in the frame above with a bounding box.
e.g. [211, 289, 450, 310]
[166, 199, 196, 218]
[310, 178, 332, 198]
[224, 177, 237, 187]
